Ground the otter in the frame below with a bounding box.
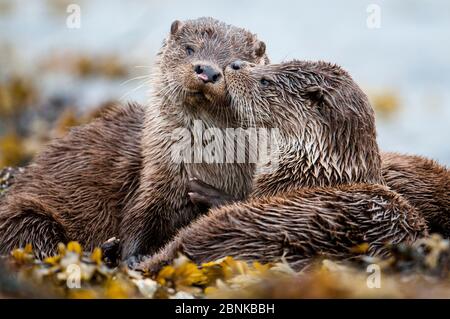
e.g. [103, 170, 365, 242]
[0, 17, 268, 261]
[381, 152, 449, 237]
[137, 60, 427, 272]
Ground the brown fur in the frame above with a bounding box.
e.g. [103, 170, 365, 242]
[381, 152, 450, 237]
[138, 60, 428, 271]
[0, 17, 268, 260]
[225, 60, 384, 193]
[0, 104, 143, 258]
[145, 185, 426, 272]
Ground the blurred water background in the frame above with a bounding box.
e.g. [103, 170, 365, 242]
[0, 0, 449, 167]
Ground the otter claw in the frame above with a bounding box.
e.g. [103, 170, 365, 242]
[187, 178, 237, 208]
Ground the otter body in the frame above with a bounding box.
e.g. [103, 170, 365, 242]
[382, 152, 450, 237]
[0, 103, 143, 257]
[146, 184, 425, 271]
[0, 17, 268, 260]
[139, 60, 428, 271]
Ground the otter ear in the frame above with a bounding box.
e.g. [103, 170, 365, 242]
[255, 41, 266, 58]
[170, 20, 183, 36]
[305, 85, 332, 107]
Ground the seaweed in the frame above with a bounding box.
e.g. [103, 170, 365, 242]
[2, 235, 450, 299]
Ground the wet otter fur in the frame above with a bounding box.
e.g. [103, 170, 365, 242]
[0, 104, 143, 258]
[189, 152, 450, 239]
[381, 152, 450, 237]
[145, 185, 425, 271]
[138, 60, 428, 272]
[0, 17, 268, 261]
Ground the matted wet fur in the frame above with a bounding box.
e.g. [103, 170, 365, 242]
[144, 185, 425, 272]
[382, 152, 449, 237]
[138, 60, 427, 272]
[0, 17, 269, 261]
[0, 103, 143, 258]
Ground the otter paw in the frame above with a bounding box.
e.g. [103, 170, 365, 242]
[100, 237, 121, 267]
[188, 177, 237, 209]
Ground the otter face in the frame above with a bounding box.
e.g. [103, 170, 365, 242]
[225, 60, 375, 137]
[225, 60, 383, 185]
[157, 17, 268, 111]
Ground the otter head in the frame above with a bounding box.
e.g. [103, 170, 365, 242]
[225, 60, 383, 190]
[154, 17, 268, 125]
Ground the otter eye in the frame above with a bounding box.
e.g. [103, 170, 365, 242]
[260, 78, 270, 87]
[186, 46, 195, 56]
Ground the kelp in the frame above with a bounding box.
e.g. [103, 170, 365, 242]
[2, 235, 450, 299]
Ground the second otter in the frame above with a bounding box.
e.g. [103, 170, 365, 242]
[138, 60, 428, 272]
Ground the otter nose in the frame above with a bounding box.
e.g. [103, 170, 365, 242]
[194, 64, 222, 84]
[231, 60, 243, 70]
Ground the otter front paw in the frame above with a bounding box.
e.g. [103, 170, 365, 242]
[100, 237, 121, 267]
[188, 177, 237, 209]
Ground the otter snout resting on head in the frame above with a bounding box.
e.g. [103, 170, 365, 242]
[0, 17, 268, 262]
[138, 60, 427, 272]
